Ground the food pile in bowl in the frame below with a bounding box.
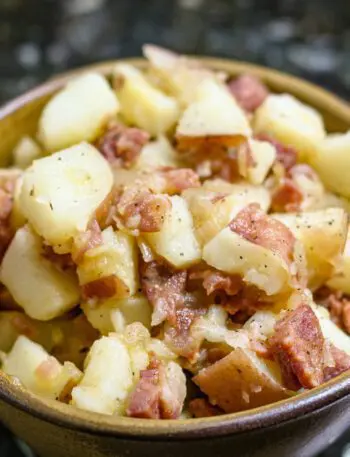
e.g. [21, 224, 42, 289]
[0, 45, 350, 420]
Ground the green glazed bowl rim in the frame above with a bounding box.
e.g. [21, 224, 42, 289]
[0, 56, 349, 440]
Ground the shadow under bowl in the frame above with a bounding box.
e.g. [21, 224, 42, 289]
[0, 57, 350, 457]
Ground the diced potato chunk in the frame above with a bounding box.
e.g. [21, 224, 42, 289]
[311, 132, 350, 199]
[113, 64, 179, 136]
[12, 136, 42, 169]
[183, 183, 270, 246]
[327, 227, 350, 294]
[314, 305, 350, 355]
[78, 227, 138, 298]
[134, 136, 180, 171]
[19, 143, 113, 252]
[273, 209, 348, 289]
[203, 227, 291, 295]
[0, 226, 80, 321]
[38, 73, 119, 151]
[254, 94, 325, 161]
[71, 335, 133, 415]
[176, 78, 251, 140]
[1, 336, 82, 399]
[143, 44, 219, 107]
[82, 295, 152, 335]
[193, 348, 291, 413]
[238, 139, 276, 185]
[144, 195, 201, 268]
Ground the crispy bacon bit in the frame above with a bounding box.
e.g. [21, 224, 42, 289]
[126, 359, 185, 419]
[160, 168, 200, 194]
[126, 359, 162, 419]
[315, 287, 350, 334]
[189, 398, 222, 418]
[268, 305, 325, 390]
[177, 135, 245, 156]
[96, 122, 150, 167]
[271, 178, 303, 213]
[323, 344, 350, 381]
[255, 134, 297, 171]
[164, 305, 206, 360]
[117, 188, 171, 233]
[189, 269, 242, 296]
[141, 261, 187, 326]
[81, 275, 129, 300]
[228, 74, 269, 112]
[72, 220, 103, 264]
[229, 203, 295, 266]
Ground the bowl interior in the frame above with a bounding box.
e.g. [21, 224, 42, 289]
[0, 57, 350, 438]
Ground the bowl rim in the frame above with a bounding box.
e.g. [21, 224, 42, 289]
[0, 56, 350, 440]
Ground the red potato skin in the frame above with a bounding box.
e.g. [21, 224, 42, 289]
[193, 348, 291, 413]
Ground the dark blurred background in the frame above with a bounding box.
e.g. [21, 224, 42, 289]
[0, 0, 349, 455]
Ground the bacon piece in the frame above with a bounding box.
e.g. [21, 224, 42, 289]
[229, 203, 295, 266]
[271, 178, 303, 213]
[189, 398, 222, 418]
[160, 168, 200, 194]
[189, 269, 242, 296]
[126, 359, 162, 419]
[315, 287, 350, 334]
[323, 344, 350, 382]
[72, 220, 103, 264]
[117, 188, 171, 233]
[255, 134, 297, 171]
[164, 305, 206, 360]
[126, 359, 185, 419]
[141, 261, 187, 326]
[81, 275, 129, 300]
[96, 122, 150, 167]
[228, 74, 269, 112]
[268, 305, 325, 390]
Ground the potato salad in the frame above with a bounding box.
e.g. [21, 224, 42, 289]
[1, 45, 350, 419]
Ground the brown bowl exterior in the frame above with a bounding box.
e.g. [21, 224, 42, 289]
[0, 57, 350, 457]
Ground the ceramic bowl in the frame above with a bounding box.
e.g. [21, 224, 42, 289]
[0, 58, 350, 457]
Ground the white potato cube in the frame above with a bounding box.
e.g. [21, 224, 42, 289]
[273, 208, 348, 289]
[238, 139, 276, 185]
[12, 136, 42, 169]
[176, 78, 251, 139]
[143, 44, 220, 107]
[0, 226, 80, 321]
[314, 306, 350, 356]
[78, 227, 139, 298]
[144, 195, 201, 268]
[203, 227, 291, 295]
[71, 335, 133, 415]
[19, 143, 113, 252]
[1, 336, 82, 399]
[38, 73, 119, 152]
[183, 183, 271, 246]
[114, 64, 179, 136]
[134, 136, 180, 171]
[82, 295, 152, 335]
[254, 94, 325, 161]
[311, 132, 350, 199]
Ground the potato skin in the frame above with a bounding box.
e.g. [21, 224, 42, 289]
[193, 348, 291, 413]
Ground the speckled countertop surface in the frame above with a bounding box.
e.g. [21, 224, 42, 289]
[0, 0, 349, 456]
